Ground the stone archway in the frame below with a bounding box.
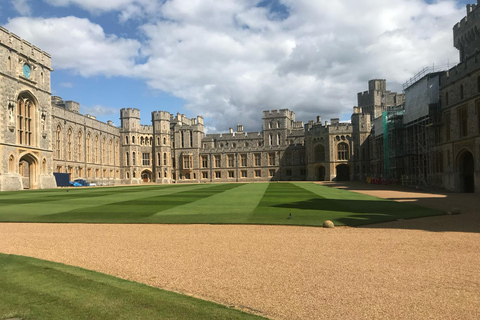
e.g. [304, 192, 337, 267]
[336, 164, 350, 181]
[19, 153, 38, 189]
[316, 165, 326, 181]
[458, 151, 474, 193]
[141, 170, 152, 183]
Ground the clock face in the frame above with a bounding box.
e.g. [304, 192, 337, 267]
[23, 64, 31, 79]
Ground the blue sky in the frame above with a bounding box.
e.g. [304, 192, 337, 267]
[0, 0, 473, 131]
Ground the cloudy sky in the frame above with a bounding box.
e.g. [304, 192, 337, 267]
[0, 0, 472, 131]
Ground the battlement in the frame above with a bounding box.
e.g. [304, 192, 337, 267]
[441, 51, 480, 86]
[140, 125, 153, 132]
[152, 110, 171, 121]
[453, 2, 479, 34]
[120, 108, 140, 118]
[0, 26, 52, 69]
[262, 109, 295, 119]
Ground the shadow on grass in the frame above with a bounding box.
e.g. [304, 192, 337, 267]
[273, 198, 443, 226]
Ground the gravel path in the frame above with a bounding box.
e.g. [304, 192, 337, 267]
[1, 183, 479, 319]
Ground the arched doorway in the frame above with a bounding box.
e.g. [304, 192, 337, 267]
[316, 165, 325, 181]
[336, 164, 350, 181]
[459, 151, 474, 193]
[141, 170, 151, 183]
[19, 154, 37, 189]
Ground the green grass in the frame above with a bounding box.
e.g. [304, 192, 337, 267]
[0, 182, 443, 226]
[0, 253, 266, 320]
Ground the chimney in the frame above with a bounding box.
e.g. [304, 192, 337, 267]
[237, 124, 243, 132]
[229, 128, 233, 134]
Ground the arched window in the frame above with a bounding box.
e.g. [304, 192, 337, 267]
[132, 136, 135, 144]
[126, 152, 130, 166]
[86, 133, 91, 162]
[94, 135, 99, 163]
[337, 143, 349, 160]
[150, 137, 153, 145]
[77, 131, 83, 161]
[132, 152, 136, 165]
[17, 96, 35, 146]
[276, 134, 281, 145]
[163, 153, 167, 165]
[67, 129, 73, 161]
[314, 144, 325, 162]
[163, 137, 166, 145]
[269, 134, 272, 146]
[109, 139, 113, 165]
[126, 136, 129, 144]
[55, 126, 62, 159]
[115, 141, 119, 166]
[7, 56, 11, 70]
[126, 172, 130, 179]
[102, 138, 106, 163]
[42, 158, 47, 174]
[157, 137, 160, 145]
[157, 153, 161, 166]
[140, 137, 144, 145]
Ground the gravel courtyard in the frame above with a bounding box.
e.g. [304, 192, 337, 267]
[1, 182, 479, 319]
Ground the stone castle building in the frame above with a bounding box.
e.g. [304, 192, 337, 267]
[0, 1, 478, 193]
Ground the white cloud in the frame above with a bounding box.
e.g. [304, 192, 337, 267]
[4, 1, 468, 132]
[11, 0, 31, 16]
[5, 16, 141, 77]
[80, 104, 119, 117]
[60, 82, 73, 88]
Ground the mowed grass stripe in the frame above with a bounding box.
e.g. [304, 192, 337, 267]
[146, 183, 268, 223]
[0, 254, 266, 320]
[35, 184, 242, 223]
[0, 184, 210, 221]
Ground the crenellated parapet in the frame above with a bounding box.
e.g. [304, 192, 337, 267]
[120, 108, 140, 119]
[0, 26, 52, 70]
[152, 110, 171, 121]
[262, 109, 295, 119]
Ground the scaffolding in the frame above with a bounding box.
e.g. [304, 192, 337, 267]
[382, 108, 404, 180]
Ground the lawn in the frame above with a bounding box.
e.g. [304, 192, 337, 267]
[0, 182, 443, 226]
[0, 253, 266, 320]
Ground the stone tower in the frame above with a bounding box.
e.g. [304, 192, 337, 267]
[120, 108, 142, 184]
[152, 111, 174, 183]
[453, 1, 480, 62]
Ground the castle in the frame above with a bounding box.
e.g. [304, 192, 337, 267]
[0, 2, 479, 193]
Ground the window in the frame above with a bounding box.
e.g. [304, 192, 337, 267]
[269, 134, 272, 146]
[67, 129, 72, 161]
[202, 171, 208, 179]
[126, 136, 129, 144]
[269, 169, 275, 177]
[241, 170, 247, 178]
[143, 153, 150, 166]
[132, 136, 135, 144]
[86, 134, 91, 162]
[102, 138, 106, 163]
[241, 154, 247, 166]
[77, 131, 83, 161]
[183, 156, 191, 169]
[458, 107, 468, 137]
[55, 126, 62, 158]
[201, 155, 208, 168]
[126, 152, 130, 166]
[276, 134, 280, 145]
[254, 154, 261, 166]
[228, 171, 235, 178]
[314, 145, 325, 162]
[215, 171, 221, 179]
[17, 96, 35, 146]
[268, 153, 275, 166]
[227, 155, 234, 167]
[164, 153, 167, 166]
[445, 112, 451, 141]
[214, 155, 221, 167]
[255, 170, 261, 177]
[337, 143, 349, 160]
[163, 137, 167, 145]
[132, 152, 136, 165]
[286, 169, 292, 176]
[94, 136, 99, 163]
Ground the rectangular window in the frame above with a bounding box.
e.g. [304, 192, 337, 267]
[201, 155, 208, 168]
[255, 170, 261, 177]
[458, 107, 468, 137]
[227, 155, 234, 167]
[142, 153, 150, 166]
[254, 153, 261, 166]
[183, 156, 191, 169]
[202, 171, 208, 179]
[269, 169, 275, 177]
[241, 154, 247, 167]
[215, 171, 221, 179]
[268, 153, 275, 166]
[241, 170, 247, 178]
[228, 171, 235, 178]
[215, 155, 221, 167]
